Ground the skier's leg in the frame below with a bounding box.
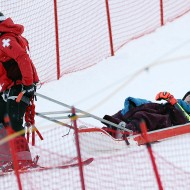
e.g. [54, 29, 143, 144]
[7, 85, 32, 164]
[0, 93, 13, 166]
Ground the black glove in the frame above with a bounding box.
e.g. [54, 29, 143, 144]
[23, 84, 35, 98]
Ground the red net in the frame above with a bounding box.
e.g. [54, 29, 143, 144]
[1, 1, 190, 189]
[1, 1, 190, 83]
[1, 113, 190, 189]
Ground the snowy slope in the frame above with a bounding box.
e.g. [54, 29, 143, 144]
[36, 11, 190, 126]
[27, 12, 190, 190]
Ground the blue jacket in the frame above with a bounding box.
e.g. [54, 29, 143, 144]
[177, 99, 190, 113]
[121, 97, 151, 115]
[121, 97, 190, 116]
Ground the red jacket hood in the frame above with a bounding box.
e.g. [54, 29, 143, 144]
[0, 18, 24, 35]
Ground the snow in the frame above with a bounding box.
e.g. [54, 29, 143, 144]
[1, 10, 190, 190]
[31, 11, 190, 190]
[35, 11, 190, 134]
[37, 13, 190, 118]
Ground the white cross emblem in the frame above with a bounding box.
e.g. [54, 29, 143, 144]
[2, 39, 10, 48]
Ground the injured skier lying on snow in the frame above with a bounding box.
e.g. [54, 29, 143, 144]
[102, 91, 190, 138]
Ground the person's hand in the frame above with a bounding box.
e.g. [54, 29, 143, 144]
[23, 84, 35, 98]
[155, 91, 177, 105]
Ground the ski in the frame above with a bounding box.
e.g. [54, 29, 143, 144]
[0, 157, 93, 176]
[37, 157, 93, 171]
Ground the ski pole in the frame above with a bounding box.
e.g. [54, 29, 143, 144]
[25, 100, 44, 146]
[33, 126, 43, 140]
[31, 125, 44, 146]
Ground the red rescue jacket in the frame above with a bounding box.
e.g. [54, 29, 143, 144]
[0, 18, 39, 92]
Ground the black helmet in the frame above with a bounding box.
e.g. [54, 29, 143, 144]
[0, 12, 6, 22]
[182, 91, 190, 100]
